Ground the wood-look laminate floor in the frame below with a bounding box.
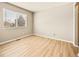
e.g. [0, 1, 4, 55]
[0, 35, 78, 57]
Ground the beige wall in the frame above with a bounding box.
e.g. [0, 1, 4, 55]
[0, 3, 33, 42]
[0, 3, 74, 43]
[34, 4, 73, 42]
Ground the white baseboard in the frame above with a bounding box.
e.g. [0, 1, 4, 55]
[34, 33, 73, 44]
[34, 34, 79, 47]
[0, 33, 77, 47]
[0, 34, 33, 45]
[73, 43, 79, 48]
[77, 53, 79, 57]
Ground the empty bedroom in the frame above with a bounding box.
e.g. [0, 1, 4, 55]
[0, 2, 79, 57]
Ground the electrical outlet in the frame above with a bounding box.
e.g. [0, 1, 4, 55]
[53, 33, 56, 37]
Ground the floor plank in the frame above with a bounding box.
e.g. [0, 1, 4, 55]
[0, 35, 78, 57]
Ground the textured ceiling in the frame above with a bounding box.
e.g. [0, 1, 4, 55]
[10, 2, 73, 12]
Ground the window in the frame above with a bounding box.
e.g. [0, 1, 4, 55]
[3, 8, 27, 28]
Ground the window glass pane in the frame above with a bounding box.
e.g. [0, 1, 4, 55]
[4, 9, 17, 27]
[17, 13, 27, 27]
[3, 8, 27, 28]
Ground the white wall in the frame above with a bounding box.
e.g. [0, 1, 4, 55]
[0, 3, 74, 43]
[0, 3, 33, 43]
[34, 4, 73, 42]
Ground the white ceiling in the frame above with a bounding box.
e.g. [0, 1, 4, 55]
[9, 2, 73, 12]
